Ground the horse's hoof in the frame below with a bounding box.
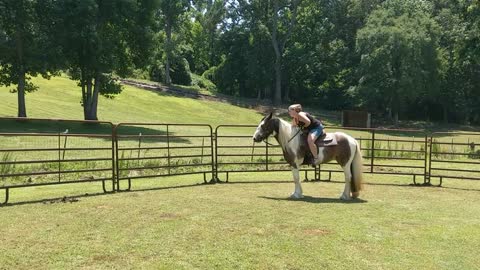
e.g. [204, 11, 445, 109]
[352, 192, 360, 199]
[290, 193, 304, 199]
[340, 194, 352, 200]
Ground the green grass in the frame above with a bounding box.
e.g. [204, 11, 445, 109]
[1, 75, 480, 269]
[0, 173, 479, 269]
[0, 75, 261, 127]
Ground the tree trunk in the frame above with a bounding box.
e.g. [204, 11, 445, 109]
[89, 74, 101, 120]
[264, 86, 269, 101]
[273, 55, 282, 105]
[442, 106, 448, 123]
[83, 79, 93, 120]
[464, 111, 470, 125]
[16, 29, 26, 118]
[283, 77, 290, 101]
[270, 0, 300, 106]
[271, 0, 282, 106]
[81, 69, 88, 119]
[165, 20, 172, 85]
[393, 92, 399, 126]
[17, 70, 27, 118]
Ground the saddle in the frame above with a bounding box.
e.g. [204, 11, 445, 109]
[315, 132, 337, 147]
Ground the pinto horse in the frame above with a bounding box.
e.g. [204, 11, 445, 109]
[252, 112, 363, 200]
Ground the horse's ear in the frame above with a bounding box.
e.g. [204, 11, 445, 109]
[266, 111, 273, 120]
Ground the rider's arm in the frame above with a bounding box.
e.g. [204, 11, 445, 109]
[297, 112, 311, 127]
[292, 118, 298, 127]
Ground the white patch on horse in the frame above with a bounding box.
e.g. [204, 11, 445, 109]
[277, 119, 303, 165]
[340, 134, 358, 200]
[316, 146, 325, 163]
[253, 119, 265, 140]
[290, 168, 303, 198]
[278, 120, 299, 149]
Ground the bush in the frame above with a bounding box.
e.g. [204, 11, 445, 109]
[149, 57, 192, 86]
[191, 73, 217, 93]
[170, 58, 192, 86]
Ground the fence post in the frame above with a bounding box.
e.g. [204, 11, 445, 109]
[428, 135, 434, 184]
[166, 125, 171, 175]
[424, 135, 429, 184]
[112, 125, 117, 191]
[210, 128, 217, 183]
[137, 133, 142, 165]
[0, 188, 9, 205]
[370, 130, 375, 173]
[201, 137, 205, 164]
[62, 130, 68, 160]
[58, 132, 61, 182]
[265, 137, 269, 171]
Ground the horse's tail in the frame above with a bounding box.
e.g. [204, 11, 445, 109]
[351, 139, 363, 198]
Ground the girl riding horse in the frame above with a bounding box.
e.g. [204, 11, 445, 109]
[288, 104, 324, 165]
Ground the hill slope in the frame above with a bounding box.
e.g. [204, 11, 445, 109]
[0, 76, 263, 126]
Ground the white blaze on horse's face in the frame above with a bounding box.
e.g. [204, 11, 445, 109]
[253, 119, 266, 142]
[253, 113, 274, 142]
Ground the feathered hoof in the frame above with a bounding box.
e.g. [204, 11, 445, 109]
[340, 194, 352, 200]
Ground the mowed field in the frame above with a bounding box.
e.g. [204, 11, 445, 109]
[1, 173, 480, 269]
[1, 76, 480, 269]
[0, 75, 262, 126]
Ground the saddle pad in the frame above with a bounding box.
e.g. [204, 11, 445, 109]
[315, 133, 338, 147]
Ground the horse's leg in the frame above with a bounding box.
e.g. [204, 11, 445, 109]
[340, 140, 357, 200]
[290, 167, 304, 199]
[340, 162, 353, 200]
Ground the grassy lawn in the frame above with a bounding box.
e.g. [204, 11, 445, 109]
[1, 76, 480, 269]
[0, 173, 479, 269]
[0, 75, 262, 127]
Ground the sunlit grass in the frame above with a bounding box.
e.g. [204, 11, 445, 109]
[0, 173, 479, 269]
[0, 75, 262, 126]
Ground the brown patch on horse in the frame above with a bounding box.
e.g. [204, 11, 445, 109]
[320, 133, 351, 167]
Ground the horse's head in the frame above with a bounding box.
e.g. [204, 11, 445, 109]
[253, 112, 277, 142]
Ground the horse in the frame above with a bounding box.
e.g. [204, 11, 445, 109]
[252, 112, 363, 200]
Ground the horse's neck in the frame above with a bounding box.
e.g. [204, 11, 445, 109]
[276, 119, 299, 151]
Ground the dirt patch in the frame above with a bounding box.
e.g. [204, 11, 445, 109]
[303, 229, 332, 236]
[159, 212, 180, 219]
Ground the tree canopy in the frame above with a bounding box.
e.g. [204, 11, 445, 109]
[1, 0, 479, 124]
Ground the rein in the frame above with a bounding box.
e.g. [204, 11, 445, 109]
[262, 139, 275, 146]
[287, 128, 302, 143]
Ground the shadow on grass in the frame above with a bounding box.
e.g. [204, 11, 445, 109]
[0, 119, 192, 143]
[0, 182, 208, 207]
[259, 195, 367, 204]
[123, 79, 271, 113]
[437, 186, 480, 192]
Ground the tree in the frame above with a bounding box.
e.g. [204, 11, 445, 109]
[157, 0, 190, 85]
[189, 0, 226, 74]
[0, 0, 60, 117]
[55, 0, 157, 120]
[269, 0, 301, 105]
[355, 0, 441, 124]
